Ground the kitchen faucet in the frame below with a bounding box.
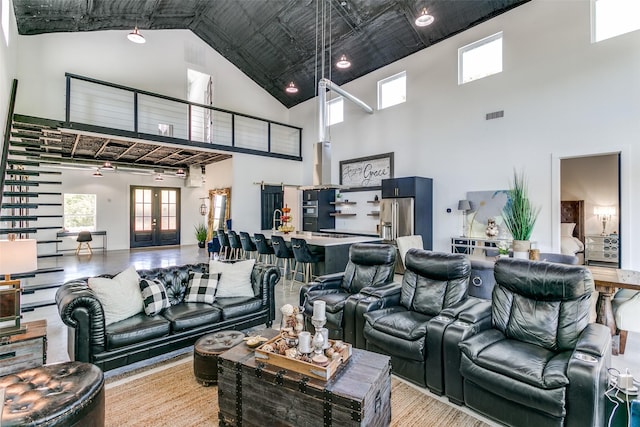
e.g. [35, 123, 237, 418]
[272, 209, 282, 232]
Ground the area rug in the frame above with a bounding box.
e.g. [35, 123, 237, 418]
[105, 357, 490, 426]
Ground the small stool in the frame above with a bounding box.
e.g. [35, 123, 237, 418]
[0, 361, 105, 426]
[194, 330, 245, 386]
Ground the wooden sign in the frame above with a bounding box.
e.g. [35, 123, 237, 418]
[339, 152, 394, 191]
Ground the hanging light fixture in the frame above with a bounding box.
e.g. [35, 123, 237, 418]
[415, 8, 435, 27]
[102, 161, 114, 171]
[175, 168, 186, 177]
[127, 26, 146, 44]
[199, 198, 207, 216]
[92, 168, 103, 178]
[154, 174, 163, 181]
[285, 81, 299, 94]
[336, 54, 351, 69]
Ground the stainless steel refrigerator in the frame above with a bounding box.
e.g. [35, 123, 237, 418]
[379, 198, 414, 244]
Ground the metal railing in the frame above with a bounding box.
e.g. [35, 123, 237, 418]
[0, 79, 19, 209]
[65, 73, 302, 161]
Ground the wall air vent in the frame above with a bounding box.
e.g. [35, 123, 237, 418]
[486, 110, 504, 120]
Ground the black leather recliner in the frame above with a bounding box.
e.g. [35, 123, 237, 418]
[299, 243, 396, 341]
[363, 249, 471, 388]
[458, 258, 611, 427]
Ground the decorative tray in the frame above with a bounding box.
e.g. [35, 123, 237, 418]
[254, 335, 352, 381]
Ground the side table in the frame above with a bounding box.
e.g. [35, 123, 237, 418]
[0, 319, 47, 377]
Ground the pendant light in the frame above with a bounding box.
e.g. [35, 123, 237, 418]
[285, 82, 299, 94]
[127, 26, 146, 44]
[102, 161, 114, 171]
[415, 8, 435, 27]
[175, 168, 186, 178]
[92, 168, 103, 178]
[154, 174, 163, 182]
[336, 55, 351, 69]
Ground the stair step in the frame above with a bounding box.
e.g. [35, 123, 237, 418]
[4, 180, 39, 187]
[35, 226, 63, 230]
[37, 253, 63, 259]
[34, 215, 64, 218]
[7, 159, 39, 166]
[0, 203, 38, 209]
[0, 215, 38, 221]
[12, 267, 65, 280]
[36, 192, 62, 196]
[38, 170, 62, 175]
[2, 192, 39, 197]
[5, 170, 40, 176]
[0, 228, 37, 234]
[36, 203, 62, 206]
[37, 240, 63, 244]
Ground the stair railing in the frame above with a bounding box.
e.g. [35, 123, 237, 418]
[0, 79, 19, 208]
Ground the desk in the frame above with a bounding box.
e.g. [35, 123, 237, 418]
[56, 230, 107, 253]
[589, 267, 640, 341]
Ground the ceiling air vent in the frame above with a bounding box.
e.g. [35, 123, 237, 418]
[486, 110, 504, 120]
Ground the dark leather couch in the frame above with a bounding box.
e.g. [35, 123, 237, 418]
[458, 258, 611, 427]
[56, 262, 280, 371]
[363, 250, 471, 389]
[299, 243, 396, 341]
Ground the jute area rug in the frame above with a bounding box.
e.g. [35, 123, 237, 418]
[105, 356, 490, 427]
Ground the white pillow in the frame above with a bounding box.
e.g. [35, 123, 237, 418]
[560, 222, 576, 237]
[209, 259, 256, 298]
[89, 266, 144, 325]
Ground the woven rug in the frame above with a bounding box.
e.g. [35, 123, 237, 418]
[105, 356, 490, 426]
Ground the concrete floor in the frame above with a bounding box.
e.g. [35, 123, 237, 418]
[21, 245, 640, 383]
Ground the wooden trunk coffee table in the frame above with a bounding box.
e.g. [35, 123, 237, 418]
[218, 329, 391, 426]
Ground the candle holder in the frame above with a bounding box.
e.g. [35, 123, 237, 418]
[311, 317, 327, 356]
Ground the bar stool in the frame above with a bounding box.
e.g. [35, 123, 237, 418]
[290, 237, 324, 290]
[254, 233, 275, 264]
[271, 235, 296, 286]
[239, 232, 257, 260]
[75, 231, 93, 255]
[227, 230, 243, 260]
[216, 229, 231, 260]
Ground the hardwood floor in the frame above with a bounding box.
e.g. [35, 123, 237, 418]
[22, 245, 640, 383]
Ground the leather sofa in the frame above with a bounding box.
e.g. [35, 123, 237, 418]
[299, 243, 396, 342]
[362, 249, 471, 389]
[458, 258, 611, 427]
[56, 262, 280, 371]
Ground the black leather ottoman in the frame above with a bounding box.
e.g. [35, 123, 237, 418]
[0, 361, 105, 426]
[194, 330, 245, 386]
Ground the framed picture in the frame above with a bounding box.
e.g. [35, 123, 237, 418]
[339, 152, 394, 191]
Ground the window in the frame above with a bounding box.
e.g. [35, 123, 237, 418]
[63, 194, 97, 231]
[592, 0, 640, 42]
[458, 32, 503, 84]
[327, 97, 343, 126]
[2, 0, 9, 47]
[377, 71, 406, 110]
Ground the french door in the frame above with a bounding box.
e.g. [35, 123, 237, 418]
[130, 186, 180, 248]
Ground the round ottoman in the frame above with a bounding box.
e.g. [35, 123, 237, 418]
[194, 330, 245, 386]
[0, 361, 105, 426]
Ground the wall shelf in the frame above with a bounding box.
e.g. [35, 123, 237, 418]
[330, 213, 357, 217]
[367, 200, 380, 204]
[331, 201, 357, 205]
[367, 212, 379, 217]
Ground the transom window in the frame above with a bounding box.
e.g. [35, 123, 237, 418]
[377, 71, 406, 110]
[458, 32, 503, 84]
[592, 0, 640, 42]
[327, 97, 344, 126]
[63, 194, 97, 231]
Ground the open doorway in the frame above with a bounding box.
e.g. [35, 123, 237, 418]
[560, 153, 620, 268]
[187, 69, 213, 143]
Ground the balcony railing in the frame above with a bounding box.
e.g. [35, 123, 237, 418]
[65, 73, 302, 160]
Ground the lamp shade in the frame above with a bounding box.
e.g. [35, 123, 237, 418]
[458, 200, 471, 211]
[0, 239, 37, 275]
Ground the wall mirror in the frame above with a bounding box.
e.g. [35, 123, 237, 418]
[207, 188, 231, 238]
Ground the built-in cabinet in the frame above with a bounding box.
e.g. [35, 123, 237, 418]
[302, 189, 335, 232]
[382, 177, 421, 198]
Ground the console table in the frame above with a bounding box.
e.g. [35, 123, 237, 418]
[56, 230, 107, 253]
[451, 237, 510, 256]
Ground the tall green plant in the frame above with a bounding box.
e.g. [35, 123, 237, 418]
[501, 171, 540, 241]
[194, 223, 208, 242]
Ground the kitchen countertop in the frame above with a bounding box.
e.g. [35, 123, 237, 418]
[260, 230, 382, 247]
[319, 228, 380, 237]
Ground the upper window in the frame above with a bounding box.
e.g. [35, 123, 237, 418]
[458, 32, 503, 85]
[592, 0, 640, 42]
[327, 97, 344, 126]
[378, 71, 406, 110]
[63, 194, 97, 232]
[2, 0, 9, 47]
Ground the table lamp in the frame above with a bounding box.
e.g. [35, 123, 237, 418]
[458, 200, 471, 237]
[0, 235, 37, 336]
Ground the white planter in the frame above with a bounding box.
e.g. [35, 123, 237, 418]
[512, 240, 531, 259]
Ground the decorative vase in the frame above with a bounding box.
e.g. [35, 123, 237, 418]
[512, 240, 530, 259]
[198, 241, 205, 248]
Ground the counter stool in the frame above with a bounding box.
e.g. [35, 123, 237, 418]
[193, 330, 245, 386]
[254, 233, 275, 264]
[271, 235, 296, 287]
[0, 361, 105, 426]
[290, 237, 323, 290]
[239, 231, 257, 260]
[227, 230, 243, 260]
[216, 229, 231, 260]
[75, 230, 93, 255]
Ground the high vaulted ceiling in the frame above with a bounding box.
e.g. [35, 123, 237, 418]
[12, 0, 529, 109]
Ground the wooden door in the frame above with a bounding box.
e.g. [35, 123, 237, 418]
[130, 186, 180, 248]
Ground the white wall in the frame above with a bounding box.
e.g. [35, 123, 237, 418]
[289, 1, 640, 268]
[0, 0, 17, 157]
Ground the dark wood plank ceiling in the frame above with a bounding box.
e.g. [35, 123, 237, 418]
[12, 0, 530, 109]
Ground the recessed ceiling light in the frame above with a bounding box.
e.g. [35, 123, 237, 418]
[127, 26, 146, 44]
[336, 55, 351, 69]
[415, 8, 435, 27]
[285, 81, 299, 94]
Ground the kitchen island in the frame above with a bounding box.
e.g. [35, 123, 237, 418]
[260, 230, 382, 275]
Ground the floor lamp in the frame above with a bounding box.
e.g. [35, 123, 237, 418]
[0, 236, 37, 336]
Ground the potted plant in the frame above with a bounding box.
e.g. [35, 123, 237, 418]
[501, 170, 540, 259]
[194, 223, 208, 248]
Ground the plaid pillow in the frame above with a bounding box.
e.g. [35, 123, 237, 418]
[139, 278, 171, 316]
[184, 272, 220, 305]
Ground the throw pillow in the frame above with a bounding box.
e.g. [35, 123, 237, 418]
[88, 265, 144, 325]
[561, 222, 576, 237]
[184, 272, 220, 305]
[209, 259, 256, 298]
[139, 278, 171, 316]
